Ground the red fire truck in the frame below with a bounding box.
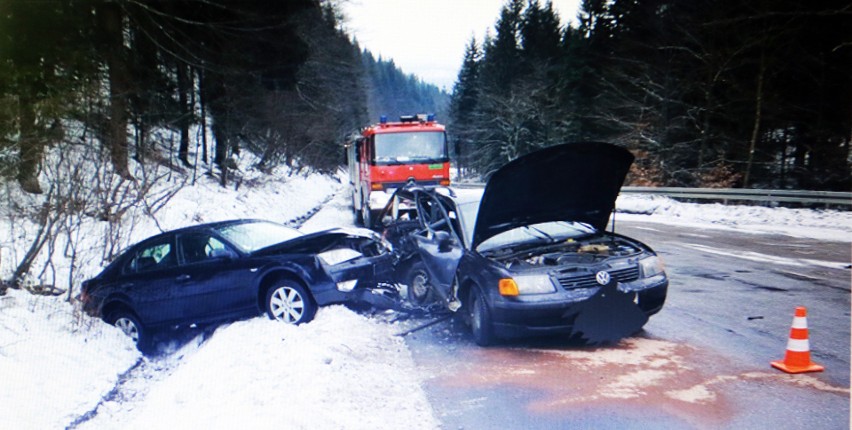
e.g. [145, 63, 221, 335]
[345, 114, 451, 227]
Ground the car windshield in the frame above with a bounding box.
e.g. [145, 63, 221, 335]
[373, 131, 447, 165]
[214, 221, 302, 253]
[458, 199, 481, 247]
[477, 221, 596, 252]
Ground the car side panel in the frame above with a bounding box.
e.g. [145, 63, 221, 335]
[116, 264, 186, 325]
[169, 256, 259, 321]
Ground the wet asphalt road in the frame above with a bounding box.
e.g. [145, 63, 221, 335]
[402, 220, 850, 429]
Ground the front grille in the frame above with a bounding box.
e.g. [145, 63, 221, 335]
[556, 265, 640, 290]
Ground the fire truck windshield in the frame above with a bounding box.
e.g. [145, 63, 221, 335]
[373, 131, 447, 165]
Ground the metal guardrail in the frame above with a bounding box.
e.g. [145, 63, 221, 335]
[621, 187, 852, 206]
[453, 182, 852, 207]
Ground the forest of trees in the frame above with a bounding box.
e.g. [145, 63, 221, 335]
[2, 0, 848, 198]
[361, 50, 449, 122]
[449, 0, 851, 190]
[0, 0, 445, 196]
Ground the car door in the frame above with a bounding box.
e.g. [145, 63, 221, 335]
[173, 232, 257, 320]
[411, 192, 464, 296]
[119, 235, 185, 325]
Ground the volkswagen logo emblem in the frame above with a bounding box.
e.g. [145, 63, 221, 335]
[595, 271, 611, 285]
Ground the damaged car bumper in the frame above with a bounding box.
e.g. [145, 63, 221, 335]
[488, 277, 668, 338]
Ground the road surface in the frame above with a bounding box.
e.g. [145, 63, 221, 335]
[402, 219, 850, 429]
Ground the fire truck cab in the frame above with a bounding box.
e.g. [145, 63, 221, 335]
[345, 114, 450, 227]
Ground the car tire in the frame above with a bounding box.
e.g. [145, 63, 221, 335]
[266, 281, 316, 324]
[405, 261, 434, 306]
[108, 310, 151, 352]
[469, 287, 496, 346]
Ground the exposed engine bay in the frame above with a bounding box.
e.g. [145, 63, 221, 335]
[483, 234, 643, 269]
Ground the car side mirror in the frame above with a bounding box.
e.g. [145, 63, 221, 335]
[210, 248, 237, 260]
[435, 230, 454, 253]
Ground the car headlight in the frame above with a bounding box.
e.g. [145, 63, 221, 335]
[639, 255, 665, 278]
[336, 279, 358, 292]
[317, 248, 363, 266]
[499, 275, 557, 296]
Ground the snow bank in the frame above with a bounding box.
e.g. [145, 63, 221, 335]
[616, 194, 852, 243]
[0, 289, 140, 430]
[113, 307, 438, 430]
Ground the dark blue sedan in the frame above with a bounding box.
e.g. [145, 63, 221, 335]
[80, 219, 395, 350]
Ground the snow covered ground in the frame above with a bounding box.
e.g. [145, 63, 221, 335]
[1, 164, 849, 429]
[615, 194, 852, 243]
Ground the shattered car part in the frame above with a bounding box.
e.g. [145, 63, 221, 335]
[376, 142, 669, 345]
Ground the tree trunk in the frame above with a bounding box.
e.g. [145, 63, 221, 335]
[743, 50, 766, 188]
[16, 88, 43, 194]
[98, 3, 132, 179]
[12, 202, 54, 288]
[177, 62, 192, 167]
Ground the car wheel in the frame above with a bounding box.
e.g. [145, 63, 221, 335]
[405, 261, 434, 306]
[469, 287, 495, 346]
[266, 281, 316, 324]
[108, 310, 150, 351]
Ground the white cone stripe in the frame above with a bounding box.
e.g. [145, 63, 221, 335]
[786, 338, 810, 352]
[791, 317, 808, 329]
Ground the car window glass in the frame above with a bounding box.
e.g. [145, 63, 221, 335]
[458, 200, 480, 246]
[180, 234, 230, 264]
[128, 241, 175, 273]
[215, 221, 302, 253]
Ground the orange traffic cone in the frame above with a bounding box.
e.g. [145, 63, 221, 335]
[771, 306, 824, 374]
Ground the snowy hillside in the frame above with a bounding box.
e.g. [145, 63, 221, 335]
[1, 165, 442, 429]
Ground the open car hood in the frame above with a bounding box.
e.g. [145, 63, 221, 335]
[471, 142, 634, 249]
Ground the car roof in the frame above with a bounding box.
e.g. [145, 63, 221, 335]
[135, 219, 285, 243]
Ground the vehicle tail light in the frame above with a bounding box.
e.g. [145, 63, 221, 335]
[498, 279, 519, 296]
[439, 179, 450, 186]
[371, 183, 384, 191]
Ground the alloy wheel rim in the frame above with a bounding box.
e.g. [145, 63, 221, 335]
[271, 287, 305, 323]
[411, 272, 429, 301]
[115, 318, 139, 342]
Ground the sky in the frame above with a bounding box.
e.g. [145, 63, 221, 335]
[342, 0, 582, 91]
